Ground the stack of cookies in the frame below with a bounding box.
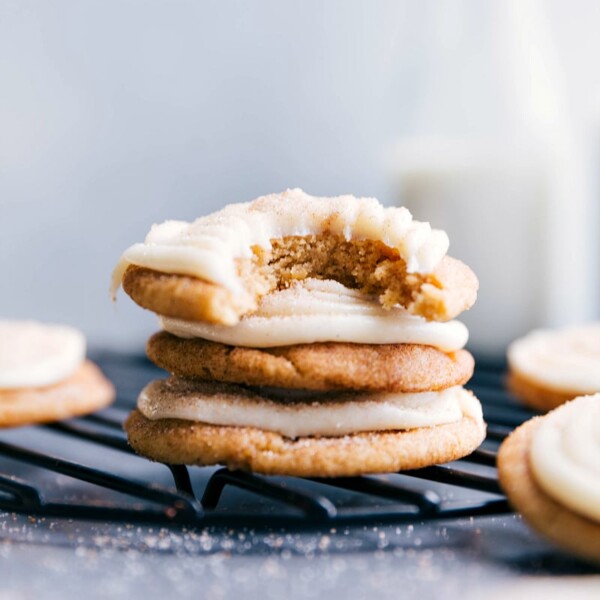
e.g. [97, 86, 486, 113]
[114, 189, 485, 477]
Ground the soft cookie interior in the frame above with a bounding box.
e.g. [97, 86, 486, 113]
[123, 233, 477, 325]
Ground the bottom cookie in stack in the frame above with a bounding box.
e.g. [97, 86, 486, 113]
[126, 378, 484, 477]
[125, 283, 485, 477]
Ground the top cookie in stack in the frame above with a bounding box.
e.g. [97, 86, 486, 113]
[114, 189, 484, 477]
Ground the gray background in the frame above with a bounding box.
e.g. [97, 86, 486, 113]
[1, 0, 599, 350]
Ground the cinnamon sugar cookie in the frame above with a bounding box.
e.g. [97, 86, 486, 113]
[113, 189, 478, 325]
[0, 320, 115, 427]
[498, 395, 600, 564]
[507, 323, 600, 411]
[0, 361, 115, 427]
[147, 331, 474, 393]
[125, 383, 485, 477]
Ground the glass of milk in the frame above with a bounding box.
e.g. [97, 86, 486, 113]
[387, 0, 596, 354]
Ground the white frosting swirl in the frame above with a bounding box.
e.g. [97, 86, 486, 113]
[111, 189, 449, 296]
[0, 320, 85, 389]
[529, 394, 600, 523]
[137, 380, 478, 438]
[160, 279, 468, 351]
[508, 323, 600, 393]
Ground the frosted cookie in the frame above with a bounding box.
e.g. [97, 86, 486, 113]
[147, 277, 473, 392]
[147, 332, 474, 393]
[507, 323, 600, 411]
[0, 320, 115, 427]
[113, 189, 478, 325]
[125, 380, 486, 477]
[498, 395, 600, 564]
[157, 278, 470, 351]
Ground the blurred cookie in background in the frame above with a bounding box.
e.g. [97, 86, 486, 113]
[507, 323, 600, 411]
[498, 394, 600, 565]
[0, 320, 115, 427]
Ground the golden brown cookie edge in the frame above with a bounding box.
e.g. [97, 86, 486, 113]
[122, 265, 253, 326]
[124, 394, 486, 477]
[507, 371, 579, 412]
[122, 252, 478, 326]
[147, 332, 475, 392]
[0, 360, 115, 428]
[413, 256, 479, 322]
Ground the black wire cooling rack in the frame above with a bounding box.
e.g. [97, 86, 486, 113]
[0, 351, 537, 529]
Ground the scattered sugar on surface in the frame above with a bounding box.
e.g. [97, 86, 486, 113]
[0, 512, 596, 599]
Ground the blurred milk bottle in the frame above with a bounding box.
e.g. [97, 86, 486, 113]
[389, 0, 596, 354]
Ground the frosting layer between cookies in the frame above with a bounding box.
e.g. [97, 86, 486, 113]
[160, 279, 468, 351]
[508, 323, 600, 394]
[0, 320, 86, 389]
[137, 379, 478, 438]
[112, 189, 449, 296]
[529, 395, 600, 523]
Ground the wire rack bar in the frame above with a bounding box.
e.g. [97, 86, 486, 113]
[0, 355, 525, 528]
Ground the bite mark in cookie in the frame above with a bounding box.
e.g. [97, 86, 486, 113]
[114, 190, 478, 324]
[115, 189, 483, 478]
